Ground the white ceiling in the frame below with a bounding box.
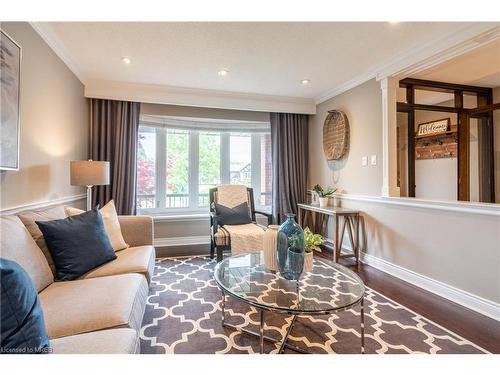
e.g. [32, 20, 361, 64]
[32, 22, 496, 102]
[397, 39, 500, 104]
[414, 39, 500, 87]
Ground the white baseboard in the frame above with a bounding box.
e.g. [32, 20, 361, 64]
[361, 252, 500, 322]
[0, 194, 86, 216]
[154, 236, 210, 247]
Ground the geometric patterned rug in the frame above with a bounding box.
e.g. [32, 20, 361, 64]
[140, 256, 489, 354]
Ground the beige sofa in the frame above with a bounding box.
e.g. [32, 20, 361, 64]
[0, 205, 155, 354]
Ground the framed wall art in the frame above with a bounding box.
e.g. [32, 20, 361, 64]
[1, 29, 21, 170]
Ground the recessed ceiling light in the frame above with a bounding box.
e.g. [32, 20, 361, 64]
[300, 79, 310, 85]
[121, 57, 131, 64]
[388, 21, 400, 24]
[218, 69, 229, 76]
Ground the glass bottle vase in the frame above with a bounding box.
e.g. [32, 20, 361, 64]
[277, 213, 305, 280]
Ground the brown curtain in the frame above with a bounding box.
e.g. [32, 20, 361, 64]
[270, 113, 309, 224]
[91, 99, 141, 215]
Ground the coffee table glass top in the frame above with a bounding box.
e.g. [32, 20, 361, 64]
[214, 252, 365, 314]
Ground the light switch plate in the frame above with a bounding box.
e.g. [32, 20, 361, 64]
[371, 155, 377, 166]
[361, 156, 368, 166]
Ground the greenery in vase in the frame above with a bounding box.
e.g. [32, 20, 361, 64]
[288, 233, 304, 251]
[312, 184, 337, 198]
[303, 227, 324, 253]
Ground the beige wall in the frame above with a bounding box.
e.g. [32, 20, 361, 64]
[339, 198, 499, 303]
[308, 79, 383, 195]
[309, 79, 500, 304]
[0, 22, 88, 211]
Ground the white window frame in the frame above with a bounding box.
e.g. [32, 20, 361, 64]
[137, 125, 271, 215]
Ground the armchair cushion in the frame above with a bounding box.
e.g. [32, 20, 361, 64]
[214, 202, 251, 226]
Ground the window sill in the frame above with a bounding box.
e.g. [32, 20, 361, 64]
[140, 209, 272, 222]
[140, 212, 210, 222]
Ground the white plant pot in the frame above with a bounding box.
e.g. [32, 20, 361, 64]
[318, 197, 329, 208]
[303, 251, 314, 273]
[263, 225, 279, 271]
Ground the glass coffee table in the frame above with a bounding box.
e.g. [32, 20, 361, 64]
[214, 252, 366, 354]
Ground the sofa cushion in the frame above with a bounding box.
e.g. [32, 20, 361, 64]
[0, 216, 53, 292]
[18, 205, 67, 274]
[80, 245, 156, 283]
[65, 200, 129, 252]
[50, 328, 139, 354]
[36, 208, 117, 281]
[39, 274, 148, 339]
[0, 258, 50, 354]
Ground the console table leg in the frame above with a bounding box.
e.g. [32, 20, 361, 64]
[360, 296, 365, 354]
[333, 215, 339, 262]
[259, 309, 265, 354]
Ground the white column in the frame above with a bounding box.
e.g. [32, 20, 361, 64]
[380, 77, 401, 197]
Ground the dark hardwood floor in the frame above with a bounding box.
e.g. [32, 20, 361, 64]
[317, 250, 500, 353]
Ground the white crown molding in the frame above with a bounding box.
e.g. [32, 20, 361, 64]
[0, 194, 86, 216]
[376, 23, 500, 79]
[85, 79, 316, 114]
[30, 22, 86, 84]
[314, 23, 500, 104]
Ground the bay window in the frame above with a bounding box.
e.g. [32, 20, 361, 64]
[136, 115, 272, 214]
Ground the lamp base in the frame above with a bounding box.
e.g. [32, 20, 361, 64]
[86, 185, 93, 211]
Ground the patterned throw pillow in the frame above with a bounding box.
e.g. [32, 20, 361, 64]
[214, 202, 252, 226]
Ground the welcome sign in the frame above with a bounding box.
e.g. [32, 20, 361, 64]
[416, 118, 450, 137]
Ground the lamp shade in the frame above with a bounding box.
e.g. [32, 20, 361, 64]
[70, 160, 110, 186]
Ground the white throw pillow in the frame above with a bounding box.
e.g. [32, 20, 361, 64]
[65, 200, 129, 252]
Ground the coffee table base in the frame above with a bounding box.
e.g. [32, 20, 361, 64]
[221, 291, 365, 354]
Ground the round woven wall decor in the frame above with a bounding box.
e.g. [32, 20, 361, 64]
[323, 110, 349, 160]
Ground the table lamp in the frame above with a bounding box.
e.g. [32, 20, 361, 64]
[70, 160, 110, 211]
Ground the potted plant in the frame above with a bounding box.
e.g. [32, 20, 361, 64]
[312, 184, 337, 208]
[303, 227, 324, 272]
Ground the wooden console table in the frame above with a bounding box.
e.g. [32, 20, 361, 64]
[297, 203, 361, 264]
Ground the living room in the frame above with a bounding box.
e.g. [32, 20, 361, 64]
[1, 1, 499, 373]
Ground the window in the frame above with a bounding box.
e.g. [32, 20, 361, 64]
[136, 115, 272, 214]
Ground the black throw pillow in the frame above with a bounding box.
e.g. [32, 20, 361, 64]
[215, 202, 252, 226]
[36, 208, 116, 281]
[0, 258, 50, 354]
